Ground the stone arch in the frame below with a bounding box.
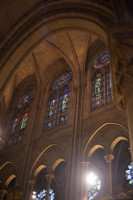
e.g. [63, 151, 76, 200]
[52, 158, 65, 172]
[0, 2, 113, 98]
[9, 74, 37, 109]
[110, 136, 129, 152]
[34, 165, 47, 178]
[83, 122, 128, 160]
[5, 174, 16, 187]
[30, 144, 68, 178]
[43, 58, 73, 95]
[0, 162, 18, 186]
[88, 145, 105, 159]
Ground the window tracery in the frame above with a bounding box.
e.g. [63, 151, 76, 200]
[45, 72, 71, 130]
[92, 49, 112, 109]
[5, 91, 34, 147]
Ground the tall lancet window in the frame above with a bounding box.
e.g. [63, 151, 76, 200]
[57, 86, 70, 125]
[92, 49, 112, 109]
[5, 91, 34, 147]
[92, 70, 104, 109]
[45, 72, 72, 130]
[45, 92, 58, 130]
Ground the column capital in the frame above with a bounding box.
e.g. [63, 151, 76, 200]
[80, 161, 89, 168]
[28, 179, 35, 186]
[0, 189, 7, 198]
[104, 154, 114, 163]
[45, 174, 55, 182]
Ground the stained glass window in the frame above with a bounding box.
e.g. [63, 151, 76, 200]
[94, 50, 110, 69]
[57, 86, 70, 125]
[92, 49, 112, 109]
[45, 72, 71, 130]
[53, 72, 72, 89]
[106, 67, 112, 103]
[92, 70, 104, 109]
[125, 163, 133, 185]
[5, 91, 34, 147]
[36, 188, 55, 200]
[45, 92, 58, 130]
[87, 172, 101, 200]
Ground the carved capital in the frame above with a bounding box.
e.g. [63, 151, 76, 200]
[128, 147, 131, 153]
[104, 154, 114, 163]
[80, 161, 89, 168]
[28, 179, 35, 186]
[0, 190, 7, 198]
[45, 174, 55, 182]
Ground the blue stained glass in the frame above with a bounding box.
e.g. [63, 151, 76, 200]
[94, 50, 110, 68]
[18, 91, 34, 108]
[125, 163, 133, 185]
[53, 72, 72, 89]
[36, 188, 55, 200]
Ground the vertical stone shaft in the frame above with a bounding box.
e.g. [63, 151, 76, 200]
[45, 174, 55, 200]
[104, 154, 114, 196]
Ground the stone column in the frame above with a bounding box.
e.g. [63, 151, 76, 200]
[104, 154, 114, 196]
[6, 183, 23, 200]
[80, 161, 89, 200]
[25, 179, 35, 200]
[0, 189, 7, 200]
[126, 85, 133, 161]
[45, 174, 55, 200]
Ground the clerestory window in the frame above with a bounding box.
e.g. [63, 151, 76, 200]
[5, 91, 34, 147]
[92, 50, 112, 109]
[44, 72, 71, 130]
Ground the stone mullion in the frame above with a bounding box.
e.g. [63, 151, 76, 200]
[104, 67, 108, 105]
[54, 88, 61, 127]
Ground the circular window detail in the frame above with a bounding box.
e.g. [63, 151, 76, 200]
[125, 162, 133, 185]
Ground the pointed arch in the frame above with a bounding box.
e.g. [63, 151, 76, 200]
[110, 136, 128, 152]
[5, 174, 16, 187]
[88, 145, 104, 159]
[52, 158, 65, 172]
[34, 165, 47, 178]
